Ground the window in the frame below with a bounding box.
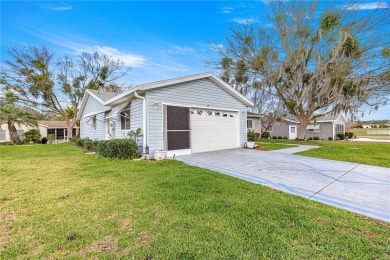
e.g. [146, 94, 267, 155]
[307, 124, 320, 132]
[247, 120, 253, 129]
[222, 113, 228, 117]
[215, 112, 220, 116]
[197, 110, 203, 115]
[335, 124, 344, 135]
[267, 126, 273, 132]
[206, 110, 212, 116]
[121, 110, 130, 130]
[0, 130, 5, 141]
[92, 116, 97, 131]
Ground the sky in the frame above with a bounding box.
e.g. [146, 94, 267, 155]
[1, 0, 389, 120]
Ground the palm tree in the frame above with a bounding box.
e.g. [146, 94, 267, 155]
[0, 105, 37, 143]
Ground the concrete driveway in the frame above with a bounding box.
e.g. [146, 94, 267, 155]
[176, 147, 390, 222]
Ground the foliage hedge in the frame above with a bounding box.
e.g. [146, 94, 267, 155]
[261, 131, 270, 139]
[313, 136, 320, 140]
[247, 130, 255, 142]
[70, 138, 139, 159]
[24, 129, 41, 143]
[345, 132, 354, 139]
[97, 139, 138, 159]
[336, 133, 345, 140]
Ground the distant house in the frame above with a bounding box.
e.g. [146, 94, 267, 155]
[0, 121, 79, 142]
[262, 114, 347, 140]
[37, 121, 79, 141]
[77, 72, 254, 158]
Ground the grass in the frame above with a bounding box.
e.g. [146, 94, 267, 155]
[1, 144, 390, 258]
[255, 142, 297, 151]
[351, 128, 390, 138]
[257, 139, 390, 167]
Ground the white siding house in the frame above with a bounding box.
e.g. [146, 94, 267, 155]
[77, 72, 254, 158]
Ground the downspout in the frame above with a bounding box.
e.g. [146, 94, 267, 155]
[134, 91, 147, 154]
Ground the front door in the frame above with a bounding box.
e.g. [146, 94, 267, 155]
[289, 125, 297, 140]
[166, 105, 190, 152]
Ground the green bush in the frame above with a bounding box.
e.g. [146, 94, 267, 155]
[97, 139, 138, 159]
[283, 136, 288, 140]
[247, 130, 255, 142]
[336, 133, 345, 140]
[277, 136, 283, 139]
[254, 133, 260, 140]
[261, 132, 270, 139]
[24, 129, 41, 143]
[83, 139, 96, 152]
[272, 136, 277, 139]
[0, 142, 16, 146]
[328, 137, 333, 141]
[345, 132, 354, 139]
[313, 136, 320, 140]
[308, 137, 313, 140]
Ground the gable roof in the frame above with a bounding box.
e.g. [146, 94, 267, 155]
[261, 113, 348, 124]
[247, 112, 263, 118]
[38, 120, 78, 128]
[87, 89, 119, 103]
[105, 72, 254, 107]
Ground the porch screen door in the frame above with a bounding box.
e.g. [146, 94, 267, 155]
[166, 106, 190, 150]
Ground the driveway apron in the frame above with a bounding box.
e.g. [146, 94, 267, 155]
[176, 148, 390, 222]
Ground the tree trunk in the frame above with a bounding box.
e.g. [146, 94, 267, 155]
[297, 117, 310, 140]
[8, 122, 20, 143]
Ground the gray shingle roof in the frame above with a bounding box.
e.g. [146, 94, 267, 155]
[88, 89, 119, 102]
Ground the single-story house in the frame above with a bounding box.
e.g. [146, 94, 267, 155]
[247, 112, 262, 134]
[0, 121, 79, 142]
[38, 121, 79, 141]
[262, 114, 347, 140]
[77, 72, 254, 158]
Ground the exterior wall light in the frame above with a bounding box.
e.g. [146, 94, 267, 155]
[153, 101, 159, 110]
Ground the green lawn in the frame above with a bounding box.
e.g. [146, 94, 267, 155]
[257, 139, 390, 167]
[255, 142, 297, 151]
[1, 144, 389, 258]
[351, 128, 390, 138]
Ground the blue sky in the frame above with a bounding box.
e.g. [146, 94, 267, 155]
[1, 1, 389, 120]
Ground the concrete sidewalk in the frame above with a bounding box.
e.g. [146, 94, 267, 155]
[176, 148, 390, 222]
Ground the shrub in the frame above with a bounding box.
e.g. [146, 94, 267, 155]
[24, 129, 41, 143]
[247, 130, 255, 142]
[41, 137, 48, 144]
[308, 137, 313, 140]
[261, 131, 270, 139]
[254, 133, 260, 140]
[336, 133, 345, 140]
[97, 139, 138, 159]
[83, 139, 96, 152]
[345, 132, 354, 139]
[283, 136, 288, 140]
[0, 142, 16, 146]
[313, 136, 320, 140]
[328, 137, 333, 141]
[272, 136, 277, 139]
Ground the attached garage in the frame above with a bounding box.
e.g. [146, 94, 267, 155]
[164, 105, 239, 155]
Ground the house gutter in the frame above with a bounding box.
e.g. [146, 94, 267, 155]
[134, 91, 147, 154]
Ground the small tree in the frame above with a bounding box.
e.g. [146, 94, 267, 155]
[24, 129, 41, 143]
[1, 46, 131, 139]
[0, 104, 37, 143]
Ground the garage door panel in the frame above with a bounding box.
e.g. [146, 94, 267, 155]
[191, 108, 238, 153]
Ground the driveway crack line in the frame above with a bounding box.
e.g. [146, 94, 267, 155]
[309, 164, 360, 199]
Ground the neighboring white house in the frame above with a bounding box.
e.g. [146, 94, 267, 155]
[77, 72, 254, 158]
[247, 112, 262, 134]
[0, 121, 79, 142]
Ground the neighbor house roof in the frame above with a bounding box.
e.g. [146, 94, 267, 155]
[38, 120, 79, 128]
[247, 112, 263, 118]
[105, 72, 254, 107]
[261, 113, 347, 124]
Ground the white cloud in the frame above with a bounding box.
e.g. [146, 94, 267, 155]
[75, 45, 146, 67]
[51, 4, 72, 11]
[342, 2, 389, 10]
[221, 6, 233, 14]
[161, 45, 194, 55]
[231, 17, 260, 25]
